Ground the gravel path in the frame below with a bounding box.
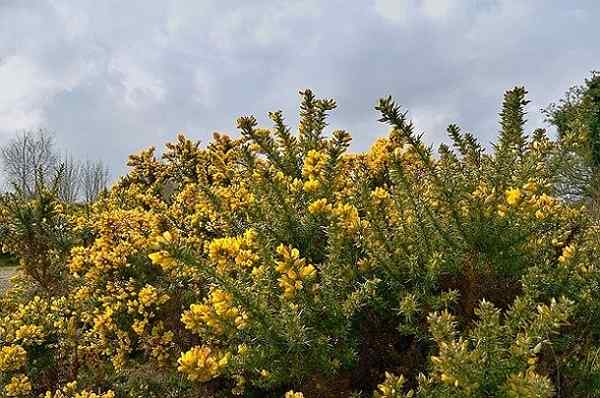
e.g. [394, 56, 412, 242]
[0, 266, 17, 293]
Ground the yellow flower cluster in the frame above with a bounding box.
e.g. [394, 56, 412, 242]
[332, 203, 361, 233]
[302, 150, 329, 193]
[284, 391, 305, 398]
[182, 288, 248, 335]
[275, 244, 317, 299]
[207, 229, 259, 273]
[371, 187, 392, 206]
[42, 381, 115, 398]
[559, 244, 576, 263]
[177, 345, 230, 382]
[147, 250, 176, 272]
[496, 180, 562, 221]
[308, 198, 332, 216]
[4, 373, 32, 397]
[366, 138, 392, 175]
[505, 187, 522, 206]
[0, 345, 27, 372]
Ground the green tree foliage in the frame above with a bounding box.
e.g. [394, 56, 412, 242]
[544, 72, 600, 209]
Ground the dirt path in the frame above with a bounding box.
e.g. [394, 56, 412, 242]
[0, 266, 17, 293]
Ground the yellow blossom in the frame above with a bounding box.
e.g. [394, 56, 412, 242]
[0, 345, 27, 372]
[559, 244, 576, 263]
[308, 198, 332, 215]
[4, 374, 32, 397]
[148, 250, 176, 272]
[138, 285, 159, 306]
[177, 345, 229, 382]
[505, 187, 522, 206]
[284, 391, 304, 398]
[303, 178, 321, 193]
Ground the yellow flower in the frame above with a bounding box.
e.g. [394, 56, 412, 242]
[284, 391, 304, 398]
[333, 203, 360, 233]
[260, 368, 271, 379]
[4, 374, 32, 397]
[182, 289, 247, 334]
[371, 187, 391, 205]
[148, 250, 176, 271]
[138, 285, 159, 306]
[559, 244, 576, 263]
[15, 324, 45, 344]
[162, 230, 173, 242]
[0, 345, 27, 372]
[302, 150, 329, 178]
[275, 245, 317, 299]
[177, 346, 229, 382]
[505, 187, 522, 206]
[132, 318, 148, 335]
[303, 178, 321, 193]
[308, 198, 332, 215]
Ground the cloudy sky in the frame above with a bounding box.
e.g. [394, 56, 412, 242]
[1, 0, 599, 177]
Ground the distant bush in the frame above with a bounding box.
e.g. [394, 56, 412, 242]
[1, 86, 600, 397]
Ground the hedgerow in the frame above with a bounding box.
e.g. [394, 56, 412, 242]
[1, 86, 600, 397]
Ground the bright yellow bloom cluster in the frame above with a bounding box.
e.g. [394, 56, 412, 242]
[302, 150, 329, 178]
[4, 373, 32, 397]
[148, 250, 177, 272]
[559, 244, 576, 263]
[284, 391, 305, 398]
[138, 285, 160, 306]
[366, 138, 392, 175]
[302, 150, 329, 193]
[42, 382, 115, 398]
[308, 198, 332, 216]
[14, 324, 45, 344]
[505, 187, 522, 206]
[0, 345, 27, 372]
[371, 187, 391, 205]
[177, 345, 230, 382]
[275, 244, 317, 299]
[332, 203, 361, 233]
[182, 288, 248, 335]
[207, 229, 259, 273]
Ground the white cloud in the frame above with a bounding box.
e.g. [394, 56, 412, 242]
[0, 55, 66, 135]
[108, 55, 166, 109]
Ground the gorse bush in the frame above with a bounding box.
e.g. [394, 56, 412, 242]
[1, 84, 600, 397]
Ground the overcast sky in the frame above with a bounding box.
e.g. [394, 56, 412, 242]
[1, 0, 599, 177]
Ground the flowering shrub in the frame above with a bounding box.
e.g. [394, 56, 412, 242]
[1, 88, 600, 397]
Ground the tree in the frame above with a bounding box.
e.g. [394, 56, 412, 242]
[81, 159, 110, 203]
[0, 129, 57, 196]
[544, 71, 600, 213]
[56, 153, 82, 203]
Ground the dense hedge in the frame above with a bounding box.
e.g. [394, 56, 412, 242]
[1, 87, 600, 397]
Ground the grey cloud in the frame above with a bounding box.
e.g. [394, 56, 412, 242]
[0, 0, 599, 178]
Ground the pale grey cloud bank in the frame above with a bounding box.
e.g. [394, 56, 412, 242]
[0, 0, 599, 177]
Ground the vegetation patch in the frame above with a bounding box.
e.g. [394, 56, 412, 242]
[1, 74, 600, 397]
